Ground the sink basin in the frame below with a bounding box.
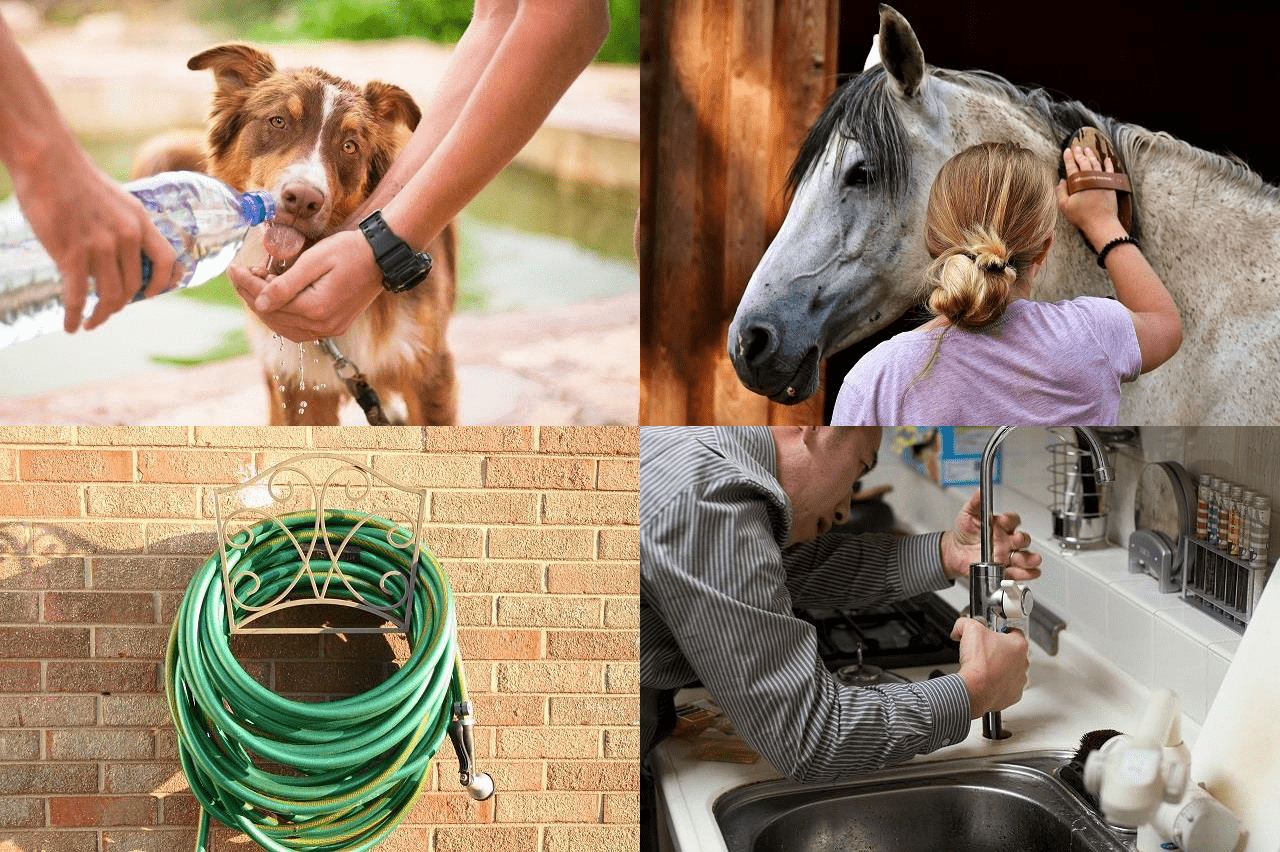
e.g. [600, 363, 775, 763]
[714, 750, 1131, 852]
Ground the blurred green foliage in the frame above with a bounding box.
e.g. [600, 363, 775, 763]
[293, 0, 473, 43]
[597, 0, 639, 64]
[198, 0, 639, 64]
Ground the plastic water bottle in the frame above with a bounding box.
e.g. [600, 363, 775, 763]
[0, 171, 274, 349]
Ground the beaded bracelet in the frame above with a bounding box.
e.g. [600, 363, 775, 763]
[1096, 235, 1139, 268]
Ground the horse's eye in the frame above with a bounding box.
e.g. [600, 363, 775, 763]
[843, 163, 872, 189]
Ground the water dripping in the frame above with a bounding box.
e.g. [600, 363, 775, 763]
[297, 341, 306, 392]
[311, 342, 323, 391]
[271, 333, 283, 390]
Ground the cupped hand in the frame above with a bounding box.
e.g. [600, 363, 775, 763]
[940, 488, 1042, 582]
[227, 229, 383, 342]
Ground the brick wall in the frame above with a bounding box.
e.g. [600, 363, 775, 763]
[0, 427, 640, 852]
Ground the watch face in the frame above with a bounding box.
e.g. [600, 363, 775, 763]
[384, 252, 431, 292]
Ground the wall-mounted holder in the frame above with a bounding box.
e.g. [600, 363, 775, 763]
[1182, 537, 1268, 632]
[1047, 429, 1112, 550]
[212, 453, 428, 636]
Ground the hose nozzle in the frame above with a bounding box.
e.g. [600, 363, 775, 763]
[448, 701, 496, 801]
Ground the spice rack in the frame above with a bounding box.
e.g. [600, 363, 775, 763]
[1186, 472, 1272, 632]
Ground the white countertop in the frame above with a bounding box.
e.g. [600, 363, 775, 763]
[654, 440, 1228, 852]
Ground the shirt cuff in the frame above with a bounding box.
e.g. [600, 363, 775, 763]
[896, 531, 951, 598]
[911, 672, 971, 751]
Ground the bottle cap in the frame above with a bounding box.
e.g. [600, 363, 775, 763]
[240, 191, 276, 225]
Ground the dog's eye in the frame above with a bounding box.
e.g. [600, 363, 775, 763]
[269, 116, 286, 129]
[342, 140, 359, 155]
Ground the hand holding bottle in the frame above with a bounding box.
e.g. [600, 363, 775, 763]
[13, 148, 180, 333]
[0, 14, 178, 333]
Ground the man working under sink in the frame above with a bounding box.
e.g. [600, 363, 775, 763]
[641, 426, 1040, 852]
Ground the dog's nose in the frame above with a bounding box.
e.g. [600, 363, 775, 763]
[280, 182, 325, 220]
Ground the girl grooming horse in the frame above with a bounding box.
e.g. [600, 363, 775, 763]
[829, 137, 1182, 425]
[730, 5, 1280, 425]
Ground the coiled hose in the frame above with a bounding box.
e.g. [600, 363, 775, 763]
[165, 510, 492, 852]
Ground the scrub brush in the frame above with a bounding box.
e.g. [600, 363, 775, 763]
[1058, 729, 1123, 808]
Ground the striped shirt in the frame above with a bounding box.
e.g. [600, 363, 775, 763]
[641, 426, 971, 783]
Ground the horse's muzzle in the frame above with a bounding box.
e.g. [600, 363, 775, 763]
[728, 318, 821, 404]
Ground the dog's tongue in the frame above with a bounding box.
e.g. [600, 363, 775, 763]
[263, 223, 306, 268]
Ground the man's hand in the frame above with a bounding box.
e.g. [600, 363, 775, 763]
[227, 229, 383, 342]
[14, 151, 178, 333]
[952, 617, 1029, 719]
[940, 488, 1042, 581]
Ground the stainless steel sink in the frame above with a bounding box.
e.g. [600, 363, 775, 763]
[714, 750, 1132, 852]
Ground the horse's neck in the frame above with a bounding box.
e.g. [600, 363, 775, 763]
[1037, 130, 1280, 303]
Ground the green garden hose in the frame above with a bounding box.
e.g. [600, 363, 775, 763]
[164, 510, 493, 852]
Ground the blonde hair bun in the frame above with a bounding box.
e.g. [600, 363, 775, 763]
[928, 237, 1015, 330]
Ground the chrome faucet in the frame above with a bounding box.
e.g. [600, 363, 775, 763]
[970, 426, 1114, 739]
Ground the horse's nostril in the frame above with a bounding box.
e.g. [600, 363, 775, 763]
[743, 324, 775, 365]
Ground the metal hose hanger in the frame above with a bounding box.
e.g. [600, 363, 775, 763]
[164, 510, 493, 852]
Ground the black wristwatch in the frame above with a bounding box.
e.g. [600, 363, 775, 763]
[358, 210, 432, 293]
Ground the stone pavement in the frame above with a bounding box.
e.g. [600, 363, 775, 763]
[0, 291, 638, 425]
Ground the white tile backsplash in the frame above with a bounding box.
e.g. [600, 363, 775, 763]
[1105, 589, 1154, 684]
[1066, 567, 1109, 639]
[1152, 616, 1209, 722]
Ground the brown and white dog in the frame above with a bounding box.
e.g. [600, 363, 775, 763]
[135, 43, 456, 425]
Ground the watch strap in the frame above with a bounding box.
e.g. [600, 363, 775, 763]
[358, 210, 432, 293]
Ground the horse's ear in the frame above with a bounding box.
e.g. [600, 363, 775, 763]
[877, 5, 926, 99]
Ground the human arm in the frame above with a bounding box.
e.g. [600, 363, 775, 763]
[1057, 145, 1183, 373]
[642, 490, 971, 783]
[0, 14, 176, 333]
[784, 487, 1041, 608]
[229, 0, 610, 341]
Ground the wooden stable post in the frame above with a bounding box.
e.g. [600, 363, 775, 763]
[641, 0, 840, 425]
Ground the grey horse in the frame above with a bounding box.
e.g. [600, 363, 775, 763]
[729, 4, 1280, 424]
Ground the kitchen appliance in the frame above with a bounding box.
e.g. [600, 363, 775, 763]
[795, 591, 961, 676]
[1129, 461, 1198, 593]
[1047, 429, 1112, 549]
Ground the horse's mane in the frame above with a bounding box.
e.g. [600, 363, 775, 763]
[788, 64, 1280, 222]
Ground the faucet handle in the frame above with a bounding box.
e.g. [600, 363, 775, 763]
[988, 579, 1034, 625]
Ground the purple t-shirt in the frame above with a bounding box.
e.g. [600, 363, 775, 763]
[830, 297, 1142, 426]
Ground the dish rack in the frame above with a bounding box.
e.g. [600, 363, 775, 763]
[1046, 430, 1110, 549]
[1181, 538, 1269, 632]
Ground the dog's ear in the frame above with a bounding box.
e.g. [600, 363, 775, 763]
[188, 44, 275, 164]
[363, 81, 421, 132]
[188, 43, 277, 93]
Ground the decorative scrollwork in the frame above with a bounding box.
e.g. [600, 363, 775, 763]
[213, 454, 428, 635]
